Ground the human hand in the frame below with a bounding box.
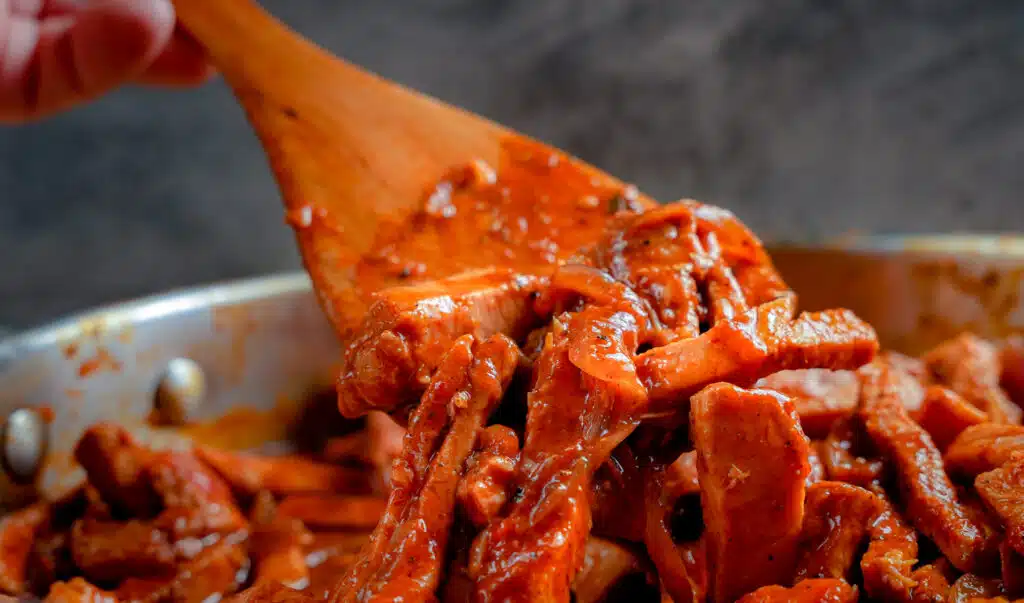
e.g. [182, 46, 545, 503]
[0, 0, 213, 123]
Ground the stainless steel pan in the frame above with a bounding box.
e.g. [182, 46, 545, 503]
[2, 235, 1022, 508]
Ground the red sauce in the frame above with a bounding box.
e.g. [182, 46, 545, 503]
[77, 347, 122, 378]
[37, 405, 55, 424]
[353, 138, 644, 297]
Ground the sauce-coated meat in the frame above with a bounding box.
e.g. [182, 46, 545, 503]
[859, 500, 919, 603]
[756, 369, 860, 439]
[975, 455, 1024, 557]
[945, 424, 1024, 477]
[22, 190, 1024, 603]
[924, 333, 1022, 424]
[196, 447, 372, 498]
[338, 269, 544, 418]
[736, 579, 858, 602]
[916, 386, 989, 452]
[469, 274, 648, 602]
[691, 384, 810, 603]
[859, 359, 998, 573]
[794, 482, 884, 583]
[334, 335, 519, 603]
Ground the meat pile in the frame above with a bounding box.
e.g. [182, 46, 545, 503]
[3, 200, 1024, 603]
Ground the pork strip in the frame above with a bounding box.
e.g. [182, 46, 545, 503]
[945, 424, 1024, 477]
[276, 494, 386, 531]
[924, 333, 1022, 424]
[337, 269, 543, 417]
[0, 503, 49, 595]
[457, 425, 520, 528]
[909, 559, 956, 603]
[1002, 539, 1024, 598]
[639, 299, 878, 412]
[333, 334, 519, 603]
[916, 386, 989, 452]
[195, 447, 372, 497]
[736, 579, 858, 603]
[44, 578, 118, 603]
[859, 360, 998, 573]
[572, 537, 644, 603]
[819, 418, 885, 488]
[859, 501, 919, 603]
[975, 455, 1024, 556]
[73, 424, 159, 519]
[146, 451, 247, 540]
[116, 534, 249, 603]
[756, 369, 860, 439]
[691, 383, 810, 603]
[69, 519, 175, 584]
[470, 268, 649, 603]
[642, 460, 706, 603]
[794, 481, 884, 583]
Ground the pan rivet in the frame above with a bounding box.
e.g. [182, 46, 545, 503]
[1, 408, 49, 483]
[154, 357, 206, 426]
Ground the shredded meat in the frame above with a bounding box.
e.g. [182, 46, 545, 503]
[860, 500, 919, 603]
[999, 336, 1024, 411]
[276, 494, 386, 531]
[736, 579, 858, 602]
[757, 369, 861, 439]
[945, 424, 1024, 477]
[73, 425, 160, 519]
[115, 534, 249, 603]
[337, 269, 544, 417]
[638, 300, 878, 412]
[916, 385, 989, 452]
[195, 447, 372, 497]
[975, 454, 1024, 556]
[25, 196, 1024, 603]
[470, 268, 649, 602]
[642, 460, 707, 603]
[794, 481, 884, 583]
[1001, 539, 1024, 598]
[0, 503, 50, 595]
[457, 425, 520, 528]
[572, 538, 644, 603]
[909, 559, 956, 603]
[69, 519, 175, 584]
[924, 333, 1022, 424]
[333, 334, 519, 603]
[44, 577, 118, 603]
[859, 359, 999, 573]
[692, 384, 810, 603]
[820, 417, 885, 488]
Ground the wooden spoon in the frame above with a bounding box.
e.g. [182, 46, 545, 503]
[171, 0, 654, 339]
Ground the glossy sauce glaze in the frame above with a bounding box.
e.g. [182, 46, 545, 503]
[5, 161, 1024, 603]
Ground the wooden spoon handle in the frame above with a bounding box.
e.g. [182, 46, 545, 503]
[171, 0, 334, 92]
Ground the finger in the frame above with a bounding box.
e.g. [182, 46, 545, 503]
[136, 26, 214, 87]
[0, 0, 175, 122]
[9, 0, 81, 18]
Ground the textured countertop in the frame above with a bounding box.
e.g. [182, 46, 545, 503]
[1, 0, 1022, 328]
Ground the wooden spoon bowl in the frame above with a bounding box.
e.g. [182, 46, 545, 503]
[171, 0, 654, 340]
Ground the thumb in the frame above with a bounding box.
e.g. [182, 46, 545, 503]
[0, 0, 176, 122]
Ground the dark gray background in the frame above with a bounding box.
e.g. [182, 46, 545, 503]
[2, 0, 1023, 328]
